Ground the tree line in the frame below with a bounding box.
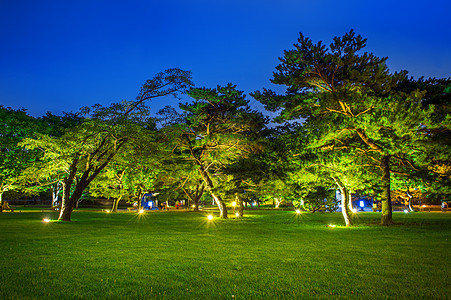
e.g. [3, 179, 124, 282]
[1, 31, 449, 225]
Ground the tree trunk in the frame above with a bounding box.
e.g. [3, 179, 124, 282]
[198, 166, 227, 218]
[348, 191, 353, 212]
[333, 177, 352, 227]
[380, 156, 393, 225]
[58, 181, 71, 221]
[238, 198, 244, 217]
[234, 194, 244, 217]
[58, 179, 88, 221]
[51, 182, 61, 211]
[193, 201, 200, 211]
[112, 196, 121, 213]
[211, 192, 227, 218]
[406, 188, 414, 212]
[183, 183, 204, 212]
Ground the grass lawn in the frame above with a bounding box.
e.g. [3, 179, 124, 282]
[0, 209, 450, 299]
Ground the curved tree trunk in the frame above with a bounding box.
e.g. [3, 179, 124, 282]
[112, 196, 121, 213]
[333, 177, 352, 227]
[211, 193, 228, 218]
[274, 198, 283, 209]
[380, 156, 393, 225]
[348, 191, 353, 212]
[198, 167, 227, 218]
[406, 188, 414, 212]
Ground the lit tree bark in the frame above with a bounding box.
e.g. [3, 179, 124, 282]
[51, 181, 63, 210]
[348, 188, 354, 212]
[274, 198, 283, 208]
[111, 195, 121, 212]
[406, 187, 414, 212]
[198, 166, 227, 218]
[333, 177, 352, 227]
[380, 156, 393, 225]
[234, 193, 244, 217]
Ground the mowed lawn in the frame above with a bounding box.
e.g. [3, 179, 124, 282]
[0, 209, 450, 299]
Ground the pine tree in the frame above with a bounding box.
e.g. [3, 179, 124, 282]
[253, 30, 434, 225]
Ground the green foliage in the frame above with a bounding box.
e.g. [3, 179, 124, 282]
[17, 69, 193, 220]
[253, 29, 446, 225]
[0, 106, 41, 200]
[174, 84, 267, 211]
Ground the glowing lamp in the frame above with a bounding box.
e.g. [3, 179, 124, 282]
[232, 201, 237, 207]
[192, 205, 195, 208]
[207, 215, 214, 221]
[43, 218, 50, 223]
[138, 209, 144, 214]
[105, 210, 110, 213]
[328, 224, 336, 228]
[235, 212, 240, 217]
[359, 200, 364, 208]
[403, 209, 409, 213]
[351, 208, 357, 213]
[295, 209, 301, 214]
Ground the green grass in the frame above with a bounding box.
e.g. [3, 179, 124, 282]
[0, 209, 450, 299]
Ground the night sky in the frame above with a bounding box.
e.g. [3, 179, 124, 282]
[1, 0, 450, 117]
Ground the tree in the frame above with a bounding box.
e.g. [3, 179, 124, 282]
[17, 112, 83, 210]
[253, 30, 434, 225]
[396, 77, 451, 201]
[172, 84, 267, 218]
[0, 106, 41, 208]
[21, 68, 193, 221]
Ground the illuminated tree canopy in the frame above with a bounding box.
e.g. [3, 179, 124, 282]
[4, 34, 449, 227]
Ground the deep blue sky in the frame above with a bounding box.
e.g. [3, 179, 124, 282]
[1, 0, 450, 117]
